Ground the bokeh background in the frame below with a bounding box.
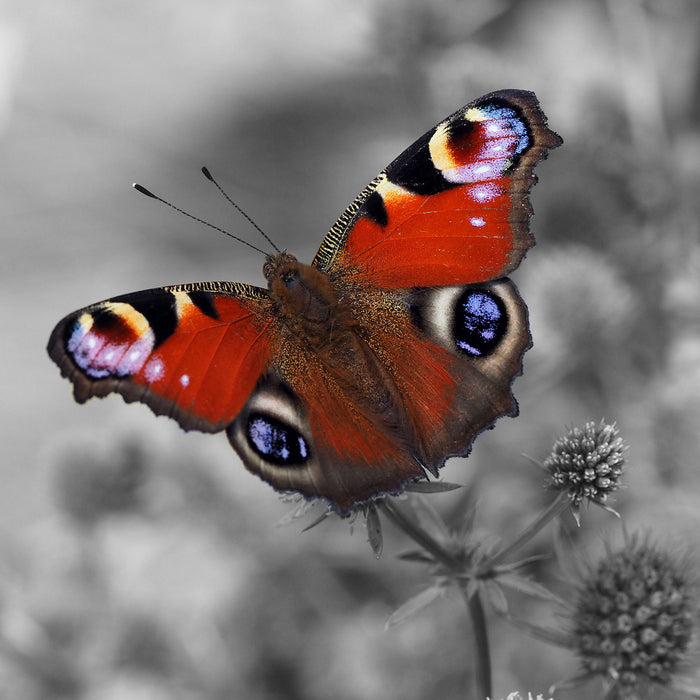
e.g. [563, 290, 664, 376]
[2, 0, 700, 697]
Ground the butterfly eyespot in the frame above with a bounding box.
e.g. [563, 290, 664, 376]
[245, 412, 310, 466]
[410, 281, 517, 361]
[453, 288, 507, 357]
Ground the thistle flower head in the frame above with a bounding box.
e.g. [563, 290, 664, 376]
[544, 420, 626, 509]
[572, 534, 698, 698]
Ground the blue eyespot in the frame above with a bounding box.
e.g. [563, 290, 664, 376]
[246, 413, 309, 466]
[453, 288, 507, 357]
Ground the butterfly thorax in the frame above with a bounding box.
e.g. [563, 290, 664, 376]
[264, 252, 354, 340]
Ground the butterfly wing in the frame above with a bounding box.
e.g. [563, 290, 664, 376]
[228, 90, 559, 513]
[225, 276, 529, 513]
[48, 282, 275, 432]
[313, 89, 561, 288]
[256, 89, 559, 508]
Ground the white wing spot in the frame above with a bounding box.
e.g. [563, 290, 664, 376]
[468, 182, 502, 202]
[144, 358, 164, 382]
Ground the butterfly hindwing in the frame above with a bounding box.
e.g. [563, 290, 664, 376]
[226, 283, 443, 511]
[313, 89, 561, 289]
[225, 276, 529, 513]
[48, 282, 275, 432]
[404, 278, 530, 470]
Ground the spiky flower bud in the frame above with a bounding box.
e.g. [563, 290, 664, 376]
[544, 420, 626, 508]
[573, 535, 697, 697]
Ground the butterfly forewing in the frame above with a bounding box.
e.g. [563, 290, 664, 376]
[313, 89, 561, 289]
[48, 282, 275, 432]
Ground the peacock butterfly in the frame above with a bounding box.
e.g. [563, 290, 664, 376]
[48, 89, 561, 514]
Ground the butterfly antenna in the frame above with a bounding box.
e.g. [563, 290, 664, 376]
[133, 183, 270, 257]
[201, 166, 281, 253]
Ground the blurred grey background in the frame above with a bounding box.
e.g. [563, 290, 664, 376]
[1, 0, 700, 697]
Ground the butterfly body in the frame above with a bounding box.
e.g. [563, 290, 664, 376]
[265, 252, 355, 341]
[49, 90, 561, 514]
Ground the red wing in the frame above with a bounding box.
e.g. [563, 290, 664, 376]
[313, 89, 561, 289]
[225, 279, 530, 515]
[48, 282, 275, 432]
[401, 280, 530, 471]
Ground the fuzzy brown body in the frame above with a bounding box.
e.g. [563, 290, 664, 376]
[264, 252, 411, 450]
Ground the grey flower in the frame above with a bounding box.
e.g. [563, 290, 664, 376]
[572, 534, 698, 699]
[544, 420, 626, 511]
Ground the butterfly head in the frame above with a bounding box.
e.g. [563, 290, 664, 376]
[264, 252, 339, 327]
[262, 251, 298, 283]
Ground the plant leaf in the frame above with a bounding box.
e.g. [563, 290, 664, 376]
[386, 585, 443, 628]
[396, 550, 435, 564]
[366, 503, 383, 558]
[406, 495, 451, 540]
[484, 581, 509, 614]
[301, 508, 333, 532]
[405, 481, 462, 493]
[277, 497, 316, 526]
[497, 573, 561, 603]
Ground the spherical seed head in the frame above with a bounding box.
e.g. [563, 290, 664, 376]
[544, 420, 626, 508]
[573, 535, 696, 696]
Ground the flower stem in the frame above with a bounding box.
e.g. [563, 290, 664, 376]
[378, 499, 455, 570]
[378, 499, 492, 698]
[461, 585, 491, 699]
[486, 492, 570, 569]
